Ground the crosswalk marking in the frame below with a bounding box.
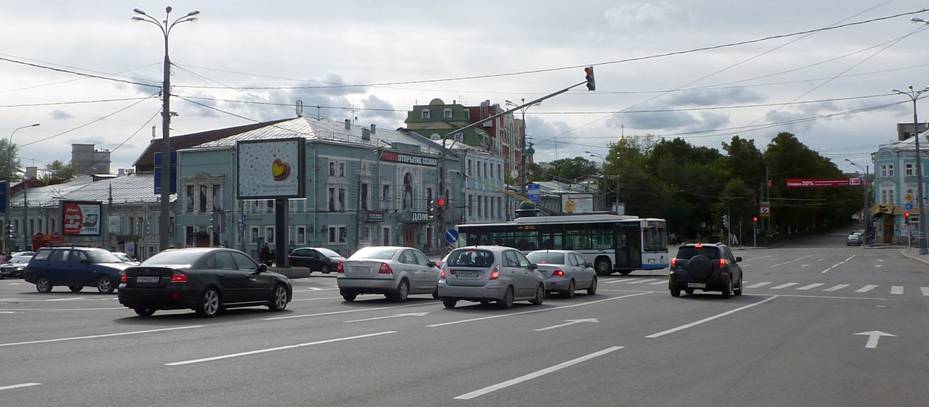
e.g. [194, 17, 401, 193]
[824, 284, 849, 292]
[604, 278, 638, 285]
[855, 285, 878, 293]
[626, 279, 658, 285]
[771, 283, 798, 290]
[747, 281, 771, 288]
[890, 286, 904, 295]
[796, 283, 824, 291]
[648, 280, 668, 286]
[921, 287, 929, 297]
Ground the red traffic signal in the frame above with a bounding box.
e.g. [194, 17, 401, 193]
[436, 197, 446, 208]
[752, 216, 758, 223]
[584, 66, 595, 91]
[904, 211, 910, 223]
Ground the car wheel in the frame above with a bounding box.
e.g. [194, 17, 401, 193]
[670, 287, 681, 297]
[594, 258, 612, 276]
[35, 277, 52, 293]
[499, 286, 514, 309]
[442, 299, 458, 309]
[734, 277, 743, 296]
[134, 307, 156, 317]
[432, 287, 439, 300]
[196, 287, 222, 318]
[68, 285, 82, 293]
[96, 276, 115, 294]
[530, 284, 545, 305]
[721, 275, 733, 299]
[587, 277, 598, 295]
[564, 280, 576, 298]
[268, 284, 289, 311]
[341, 289, 357, 302]
[321, 265, 330, 274]
[389, 279, 409, 302]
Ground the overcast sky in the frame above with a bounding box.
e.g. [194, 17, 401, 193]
[2, 0, 928, 174]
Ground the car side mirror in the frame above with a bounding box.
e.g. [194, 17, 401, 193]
[527, 263, 538, 271]
[736, 257, 742, 263]
[587, 262, 593, 268]
[257, 264, 268, 273]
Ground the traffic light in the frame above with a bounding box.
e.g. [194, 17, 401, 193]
[752, 216, 758, 224]
[436, 196, 446, 210]
[722, 214, 729, 228]
[904, 211, 910, 224]
[584, 66, 595, 91]
[6, 223, 13, 239]
[428, 200, 436, 220]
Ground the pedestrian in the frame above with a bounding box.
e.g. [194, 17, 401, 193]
[259, 243, 271, 266]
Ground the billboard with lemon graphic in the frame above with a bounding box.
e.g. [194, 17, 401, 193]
[236, 138, 306, 199]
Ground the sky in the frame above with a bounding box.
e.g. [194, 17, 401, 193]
[1, 0, 929, 175]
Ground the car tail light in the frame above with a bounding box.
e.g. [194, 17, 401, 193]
[170, 271, 188, 283]
[120, 272, 127, 283]
[379, 262, 393, 274]
[489, 265, 500, 280]
[439, 269, 446, 279]
[694, 242, 703, 249]
[718, 258, 728, 268]
[552, 269, 566, 277]
[671, 258, 678, 268]
[337, 261, 344, 273]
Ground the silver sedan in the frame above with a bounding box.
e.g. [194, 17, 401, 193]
[337, 246, 439, 302]
[527, 250, 598, 298]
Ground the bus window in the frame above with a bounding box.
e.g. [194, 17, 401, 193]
[565, 229, 589, 250]
[590, 229, 613, 250]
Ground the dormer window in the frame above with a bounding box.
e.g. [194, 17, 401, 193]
[421, 109, 431, 120]
[443, 109, 452, 119]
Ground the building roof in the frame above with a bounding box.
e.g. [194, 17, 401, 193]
[192, 117, 444, 156]
[877, 129, 929, 153]
[133, 118, 293, 170]
[10, 173, 167, 208]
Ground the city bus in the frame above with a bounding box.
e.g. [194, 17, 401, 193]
[456, 214, 669, 276]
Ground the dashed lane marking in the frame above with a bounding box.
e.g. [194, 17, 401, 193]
[796, 283, 824, 291]
[0, 383, 41, 392]
[921, 287, 929, 297]
[645, 296, 779, 339]
[648, 280, 668, 286]
[824, 284, 850, 292]
[747, 281, 772, 289]
[771, 283, 798, 290]
[625, 279, 658, 285]
[855, 285, 878, 293]
[890, 286, 904, 295]
[0, 325, 203, 348]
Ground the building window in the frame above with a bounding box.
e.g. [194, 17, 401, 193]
[338, 188, 346, 212]
[361, 183, 369, 210]
[185, 185, 194, 213]
[443, 109, 452, 119]
[328, 226, 348, 244]
[468, 194, 473, 217]
[467, 160, 472, 176]
[497, 164, 502, 180]
[490, 197, 494, 219]
[477, 195, 482, 219]
[266, 226, 275, 244]
[329, 161, 336, 176]
[484, 162, 488, 179]
[906, 163, 914, 176]
[328, 187, 336, 211]
[477, 161, 481, 178]
[339, 162, 345, 177]
[199, 185, 208, 213]
[421, 109, 430, 120]
[382, 226, 390, 245]
[296, 226, 306, 245]
[382, 184, 391, 210]
[498, 197, 503, 219]
[250, 226, 260, 243]
[212, 184, 222, 211]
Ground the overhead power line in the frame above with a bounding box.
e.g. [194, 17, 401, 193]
[0, 97, 153, 108]
[0, 56, 162, 89]
[19, 93, 160, 148]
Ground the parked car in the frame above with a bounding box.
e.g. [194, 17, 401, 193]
[111, 252, 141, 266]
[288, 247, 344, 274]
[0, 255, 32, 279]
[437, 246, 545, 309]
[527, 250, 598, 297]
[117, 248, 292, 318]
[847, 232, 863, 246]
[12, 251, 35, 258]
[668, 243, 743, 298]
[24, 247, 130, 293]
[337, 246, 439, 302]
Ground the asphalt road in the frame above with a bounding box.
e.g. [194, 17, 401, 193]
[1, 233, 927, 406]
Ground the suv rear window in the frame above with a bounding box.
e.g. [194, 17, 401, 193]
[675, 246, 721, 260]
[527, 252, 565, 265]
[33, 249, 52, 261]
[447, 250, 495, 267]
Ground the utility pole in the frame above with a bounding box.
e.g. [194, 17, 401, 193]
[6, 123, 39, 253]
[893, 85, 929, 255]
[133, 6, 200, 252]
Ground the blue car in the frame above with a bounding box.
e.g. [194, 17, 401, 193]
[24, 247, 131, 293]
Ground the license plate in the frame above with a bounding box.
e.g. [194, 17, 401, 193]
[349, 267, 368, 274]
[458, 271, 478, 278]
[687, 283, 706, 288]
[136, 276, 160, 284]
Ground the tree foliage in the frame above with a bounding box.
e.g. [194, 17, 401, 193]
[41, 160, 75, 185]
[0, 139, 22, 182]
[529, 156, 598, 183]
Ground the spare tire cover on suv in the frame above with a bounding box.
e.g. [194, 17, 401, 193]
[685, 255, 713, 280]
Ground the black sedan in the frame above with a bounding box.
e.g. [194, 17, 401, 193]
[288, 247, 344, 274]
[117, 248, 292, 318]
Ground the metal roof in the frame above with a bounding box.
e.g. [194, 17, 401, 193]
[10, 173, 169, 208]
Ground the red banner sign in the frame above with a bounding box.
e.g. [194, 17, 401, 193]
[786, 178, 860, 189]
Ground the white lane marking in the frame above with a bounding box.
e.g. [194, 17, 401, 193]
[648, 280, 668, 286]
[428, 292, 651, 328]
[453, 346, 624, 400]
[742, 293, 887, 301]
[0, 311, 15, 314]
[264, 302, 432, 321]
[165, 331, 397, 366]
[747, 281, 771, 289]
[604, 278, 639, 285]
[921, 287, 929, 297]
[0, 383, 41, 391]
[824, 284, 850, 292]
[625, 279, 658, 285]
[890, 286, 904, 295]
[294, 288, 338, 292]
[45, 297, 87, 302]
[771, 283, 798, 290]
[344, 312, 429, 323]
[817, 258, 824, 261]
[290, 296, 342, 302]
[821, 255, 856, 274]
[646, 296, 779, 339]
[0, 307, 125, 312]
[876, 265, 883, 269]
[796, 283, 824, 291]
[855, 285, 878, 293]
[533, 318, 599, 332]
[854, 331, 895, 349]
[771, 255, 814, 268]
[0, 326, 203, 348]
[877, 259, 884, 263]
[307, 287, 323, 291]
[800, 264, 810, 268]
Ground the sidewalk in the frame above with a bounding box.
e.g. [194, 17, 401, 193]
[899, 247, 929, 266]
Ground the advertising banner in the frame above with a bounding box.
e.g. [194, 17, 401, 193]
[785, 178, 860, 189]
[61, 201, 102, 236]
[0, 181, 7, 216]
[561, 193, 594, 214]
[236, 138, 306, 199]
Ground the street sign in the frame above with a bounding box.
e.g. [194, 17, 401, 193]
[445, 229, 459, 244]
[905, 202, 914, 211]
[527, 183, 541, 204]
[785, 178, 859, 189]
[153, 151, 178, 194]
[760, 203, 770, 217]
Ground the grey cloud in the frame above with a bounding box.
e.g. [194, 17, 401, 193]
[49, 109, 74, 120]
[608, 110, 697, 130]
[603, 1, 688, 31]
[666, 87, 765, 106]
[682, 111, 730, 132]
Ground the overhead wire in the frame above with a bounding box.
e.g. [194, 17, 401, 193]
[110, 108, 162, 154]
[0, 56, 162, 89]
[18, 93, 160, 148]
[0, 96, 153, 108]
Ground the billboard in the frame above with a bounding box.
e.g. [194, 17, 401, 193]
[561, 193, 594, 214]
[153, 151, 177, 194]
[236, 138, 306, 199]
[61, 201, 102, 236]
[0, 181, 7, 216]
[786, 178, 861, 189]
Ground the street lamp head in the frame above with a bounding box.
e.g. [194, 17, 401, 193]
[131, 16, 145, 22]
[165, 6, 172, 14]
[187, 10, 200, 17]
[182, 17, 198, 23]
[912, 17, 927, 23]
[133, 8, 147, 15]
[29, 123, 39, 127]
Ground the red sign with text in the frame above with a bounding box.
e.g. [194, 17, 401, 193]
[785, 178, 861, 189]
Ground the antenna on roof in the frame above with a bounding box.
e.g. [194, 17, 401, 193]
[296, 99, 304, 118]
[151, 125, 156, 140]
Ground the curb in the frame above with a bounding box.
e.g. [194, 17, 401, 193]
[899, 249, 929, 266]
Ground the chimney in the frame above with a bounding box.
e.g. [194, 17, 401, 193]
[370, 124, 376, 135]
[118, 168, 126, 176]
[361, 128, 371, 141]
[344, 119, 351, 130]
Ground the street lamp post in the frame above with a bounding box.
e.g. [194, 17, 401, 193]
[6, 123, 39, 253]
[133, 6, 199, 251]
[845, 158, 871, 244]
[893, 85, 929, 254]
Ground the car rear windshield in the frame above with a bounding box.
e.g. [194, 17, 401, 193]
[142, 250, 205, 266]
[317, 248, 341, 258]
[349, 247, 398, 260]
[87, 251, 121, 263]
[447, 250, 495, 267]
[675, 246, 721, 260]
[527, 252, 565, 265]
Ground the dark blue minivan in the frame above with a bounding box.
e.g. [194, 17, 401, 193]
[24, 247, 131, 293]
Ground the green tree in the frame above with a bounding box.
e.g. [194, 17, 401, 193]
[0, 139, 22, 181]
[41, 160, 75, 185]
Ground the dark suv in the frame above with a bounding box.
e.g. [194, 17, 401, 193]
[24, 247, 131, 293]
[669, 243, 743, 298]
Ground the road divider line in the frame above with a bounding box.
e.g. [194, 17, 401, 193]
[428, 292, 652, 328]
[164, 331, 397, 366]
[453, 346, 624, 400]
[0, 383, 41, 391]
[0, 307, 125, 312]
[820, 254, 856, 274]
[747, 281, 771, 289]
[648, 280, 668, 286]
[264, 302, 433, 321]
[604, 278, 639, 285]
[646, 296, 778, 339]
[625, 279, 657, 285]
[290, 297, 342, 302]
[824, 284, 849, 292]
[771, 283, 798, 290]
[344, 312, 429, 323]
[743, 293, 887, 301]
[771, 255, 814, 268]
[0, 325, 203, 348]
[855, 285, 878, 293]
[890, 286, 904, 295]
[797, 283, 824, 291]
[921, 287, 929, 297]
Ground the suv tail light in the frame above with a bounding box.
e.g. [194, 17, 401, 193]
[170, 271, 188, 283]
[552, 269, 566, 277]
[337, 261, 344, 273]
[489, 265, 500, 280]
[120, 272, 127, 283]
[379, 262, 394, 274]
[439, 269, 446, 279]
[671, 258, 678, 268]
[718, 258, 729, 268]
